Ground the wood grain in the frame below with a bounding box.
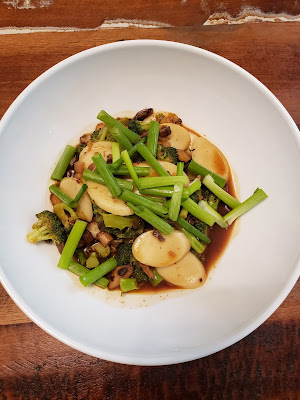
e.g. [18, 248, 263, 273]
[0, 23, 300, 124]
[0, 0, 299, 29]
[0, 17, 299, 400]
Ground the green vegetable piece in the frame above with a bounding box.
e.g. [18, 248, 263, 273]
[138, 176, 188, 189]
[103, 214, 135, 230]
[176, 217, 210, 244]
[188, 159, 227, 188]
[92, 242, 111, 258]
[76, 249, 86, 265]
[110, 165, 150, 177]
[202, 175, 240, 209]
[112, 142, 121, 163]
[177, 162, 184, 177]
[147, 120, 160, 156]
[168, 183, 183, 221]
[156, 144, 178, 164]
[92, 153, 122, 198]
[69, 260, 109, 288]
[182, 198, 215, 226]
[110, 138, 146, 170]
[120, 278, 139, 293]
[127, 202, 174, 235]
[140, 187, 190, 199]
[223, 188, 268, 226]
[199, 200, 228, 228]
[58, 220, 87, 269]
[150, 269, 164, 287]
[188, 178, 201, 195]
[97, 110, 140, 144]
[120, 190, 168, 215]
[86, 255, 100, 269]
[83, 169, 134, 191]
[109, 126, 133, 150]
[122, 150, 140, 187]
[136, 143, 169, 177]
[27, 210, 66, 244]
[80, 257, 117, 287]
[180, 228, 206, 254]
[51, 145, 76, 181]
[49, 184, 87, 208]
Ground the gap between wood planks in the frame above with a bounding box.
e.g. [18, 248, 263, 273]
[0, 7, 299, 35]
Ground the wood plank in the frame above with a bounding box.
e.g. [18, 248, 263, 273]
[1, 23, 299, 124]
[0, 285, 31, 326]
[0, 319, 298, 399]
[0, 0, 299, 29]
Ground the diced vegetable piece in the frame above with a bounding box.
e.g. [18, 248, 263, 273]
[136, 143, 169, 176]
[97, 110, 140, 143]
[109, 126, 133, 150]
[58, 220, 87, 269]
[147, 120, 160, 156]
[110, 138, 146, 170]
[102, 214, 135, 229]
[223, 188, 268, 225]
[176, 217, 210, 244]
[202, 175, 240, 209]
[92, 153, 122, 198]
[199, 200, 228, 228]
[121, 150, 140, 187]
[51, 145, 76, 181]
[110, 165, 150, 176]
[180, 228, 206, 254]
[168, 183, 183, 221]
[150, 269, 164, 287]
[120, 278, 139, 293]
[112, 142, 121, 162]
[138, 176, 188, 189]
[120, 190, 168, 215]
[181, 198, 215, 226]
[188, 159, 227, 188]
[188, 178, 201, 195]
[49, 185, 75, 208]
[83, 169, 134, 191]
[127, 203, 173, 235]
[140, 187, 190, 198]
[80, 257, 117, 287]
[69, 260, 109, 288]
[177, 162, 184, 177]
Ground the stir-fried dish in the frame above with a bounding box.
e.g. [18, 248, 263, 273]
[27, 109, 267, 293]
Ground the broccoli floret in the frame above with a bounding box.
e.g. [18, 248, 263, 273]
[132, 266, 149, 282]
[201, 187, 220, 210]
[115, 243, 133, 266]
[106, 226, 143, 239]
[128, 119, 149, 134]
[194, 220, 209, 237]
[189, 190, 202, 203]
[104, 131, 117, 142]
[74, 143, 87, 159]
[27, 211, 66, 244]
[157, 144, 178, 164]
[91, 128, 102, 142]
[92, 203, 107, 223]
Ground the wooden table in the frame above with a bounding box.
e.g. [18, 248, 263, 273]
[0, 1, 299, 398]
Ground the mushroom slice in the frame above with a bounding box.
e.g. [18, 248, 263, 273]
[161, 123, 191, 150]
[79, 141, 112, 169]
[191, 136, 230, 180]
[108, 265, 134, 290]
[87, 181, 134, 216]
[132, 230, 190, 268]
[156, 252, 207, 289]
[60, 177, 93, 222]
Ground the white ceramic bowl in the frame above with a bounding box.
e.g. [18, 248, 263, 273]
[0, 40, 299, 366]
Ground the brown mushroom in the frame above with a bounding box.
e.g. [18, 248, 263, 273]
[50, 193, 62, 206]
[86, 222, 101, 239]
[108, 265, 134, 290]
[80, 133, 91, 144]
[97, 232, 113, 247]
[74, 161, 85, 174]
[159, 125, 171, 138]
[88, 163, 96, 171]
[134, 108, 153, 121]
[139, 263, 155, 279]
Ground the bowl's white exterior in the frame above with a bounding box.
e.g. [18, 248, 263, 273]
[0, 40, 299, 365]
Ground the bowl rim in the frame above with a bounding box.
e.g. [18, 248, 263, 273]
[0, 39, 299, 366]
